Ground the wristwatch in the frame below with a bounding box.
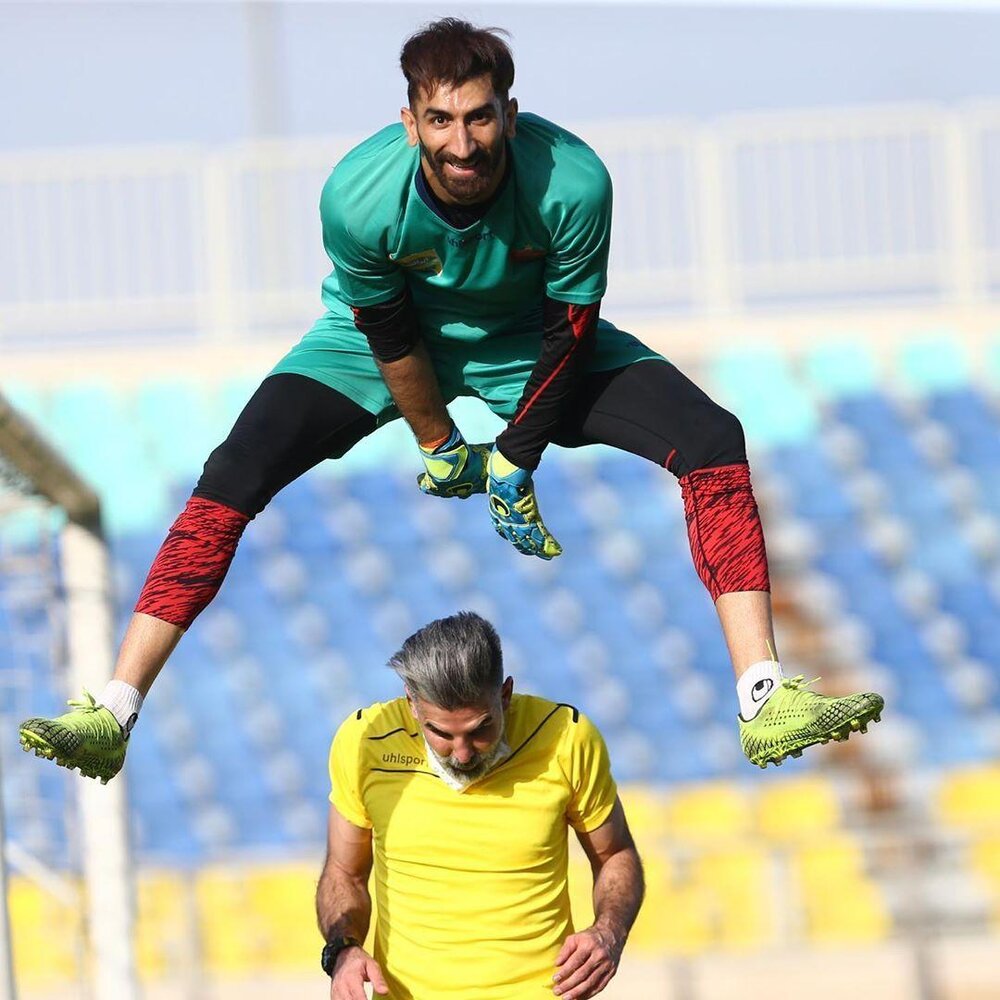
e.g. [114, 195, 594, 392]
[321, 936, 362, 976]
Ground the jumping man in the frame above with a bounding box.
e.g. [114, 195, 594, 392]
[19, 19, 884, 782]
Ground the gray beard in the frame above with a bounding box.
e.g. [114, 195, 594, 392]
[423, 732, 512, 793]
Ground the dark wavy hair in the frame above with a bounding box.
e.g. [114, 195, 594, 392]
[400, 18, 515, 106]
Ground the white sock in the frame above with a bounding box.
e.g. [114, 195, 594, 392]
[99, 680, 144, 735]
[736, 660, 784, 720]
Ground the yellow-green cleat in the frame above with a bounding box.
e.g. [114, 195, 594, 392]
[19, 690, 127, 784]
[739, 676, 884, 768]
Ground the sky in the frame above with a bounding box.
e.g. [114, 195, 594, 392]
[3, 2, 1000, 150]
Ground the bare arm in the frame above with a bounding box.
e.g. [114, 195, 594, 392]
[375, 341, 452, 447]
[352, 292, 452, 448]
[316, 803, 375, 942]
[578, 797, 644, 949]
[316, 804, 388, 998]
[553, 798, 644, 1000]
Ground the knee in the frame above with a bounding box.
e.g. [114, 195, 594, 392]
[675, 404, 747, 477]
[193, 437, 273, 518]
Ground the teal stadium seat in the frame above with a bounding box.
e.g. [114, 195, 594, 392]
[216, 375, 262, 434]
[709, 347, 819, 446]
[897, 337, 970, 394]
[42, 382, 171, 535]
[988, 337, 1000, 389]
[2, 381, 50, 427]
[802, 341, 879, 398]
[135, 379, 220, 482]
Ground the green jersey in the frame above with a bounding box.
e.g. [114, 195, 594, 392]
[274, 113, 660, 419]
[320, 113, 611, 341]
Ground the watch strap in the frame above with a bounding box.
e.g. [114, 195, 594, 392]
[321, 935, 362, 976]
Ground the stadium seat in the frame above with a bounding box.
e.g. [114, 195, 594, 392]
[195, 866, 270, 972]
[897, 338, 970, 394]
[987, 339, 1000, 389]
[802, 341, 879, 398]
[790, 835, 890, 943]
[664, 782, 751, 845]
[969, 836, 1000, 922]
[755, 777, 841, 844]
[2, 381, 50, 426]
[710, 348, 820, 446]
[135, 870, 192, 977]
[805, 881, 890, 944]
[134, 378, 220, 481]
[691, 846, 776, 949]
[9, 876, 81, 984]
[618, 784, 667, 840]
[244, 863, 323, 967]
[937, 765, 1000, 831]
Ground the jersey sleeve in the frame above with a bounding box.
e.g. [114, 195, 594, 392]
[544, 160, 612, 305]
[320, 174, 406, 308]
[328, 712, 373, 829]
[564, 710, 618, 833]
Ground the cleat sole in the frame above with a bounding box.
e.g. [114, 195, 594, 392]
[744, 702, 885, 767]
[19, 728, 122, 783]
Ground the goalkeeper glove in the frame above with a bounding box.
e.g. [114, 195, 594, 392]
[417, 425, 491, 499]
[487, 448, 562, 560]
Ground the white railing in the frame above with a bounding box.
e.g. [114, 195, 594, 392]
[3, 100, 1000, 349]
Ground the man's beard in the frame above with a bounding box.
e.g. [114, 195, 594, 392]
[420, 137, 505, 204]
[423, 727, 512, 792]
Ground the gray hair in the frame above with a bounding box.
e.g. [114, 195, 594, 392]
[388, 611, 503, 709]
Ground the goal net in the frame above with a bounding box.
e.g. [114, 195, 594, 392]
[0, 390, 138, 1000]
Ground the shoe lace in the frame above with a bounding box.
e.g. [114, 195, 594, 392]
[66, 690, 101, 712]
[781, 674, 821, 692]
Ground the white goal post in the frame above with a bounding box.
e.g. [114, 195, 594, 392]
[0, 390, 139, 1000]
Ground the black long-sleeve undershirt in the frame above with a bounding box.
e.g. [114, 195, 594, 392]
[350, 292, 420, 363]
[352, 291, 600, 470]
[495, 297, 600, 471]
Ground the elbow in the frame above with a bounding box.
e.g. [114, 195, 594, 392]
[369, 338, 418, 365]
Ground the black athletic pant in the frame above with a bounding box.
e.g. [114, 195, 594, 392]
[192, 361, 746, 518]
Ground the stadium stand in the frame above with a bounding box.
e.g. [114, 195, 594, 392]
[4, 332, 1000, 984]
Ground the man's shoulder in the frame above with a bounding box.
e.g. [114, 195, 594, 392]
[512, 113, 611, 206]
[507, 693, 594, 752]
[329, 123, 411, 184]
[332, 697, 418, 755]
[321, 123, 415, 234]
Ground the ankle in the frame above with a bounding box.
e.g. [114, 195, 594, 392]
[98, 680, 143, 734]
[736, 660, 784, 720]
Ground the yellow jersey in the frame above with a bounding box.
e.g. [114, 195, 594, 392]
[328, 693, 618, 999]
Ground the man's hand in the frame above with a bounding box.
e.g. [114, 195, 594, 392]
[417, 425, 491, 499]
[552, 925, 624, 999]
[330, 945, 389, 1000]
[487, 448, 562, 559]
